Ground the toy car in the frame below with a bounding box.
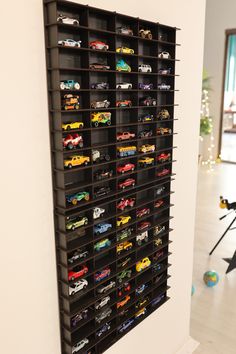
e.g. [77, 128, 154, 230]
[158, 68, 171, 75]
[117, 227, 133, 241]
[152, 262, 164, 273]
[118, 256, 132, 269]
[118, 318, 134, 333]
[139, 29, 152, 39]
[94, 185, 111, 198]
[117, 146, 137, 157]
[72, 338, 89, 354]
[151, 294, 165, 306]
[135, 307, 147, 319]
[156, 168, 171, 177]
[90, 62, 110, 70]
[116, 131, 135, 141]
[140, 96, 157, 106]
[157, 153, 171, 163]
[116, 82, 132, 89]
[116, 241, 133, 255]
[97, 280, 116, 294]
[135, 297, 149, 309]
[153, 250, 164, 261]
[118, 282, 131, 297]
[138, 82, 154, 90]
[116, 46, 134, 54]
[139, 144, 155, 153]
[91, 82, 109, 89]
[71, 309, 88, 327]
[95, 296, 111, 310]
[138, 221, 151, 231]
[117, 215, 131, 227]
[62, 94, 80, 110]
[96, 322, 111, 337]
[94, 223, 112, 235]
[91, 112, 111, 127]
[60, 80, 80, 90]
[93, 207, 105, 219]
[58, 39, 81, 47]
[116, 99, 132, 107]
[95, 307, 112, 323]
[69, 278, 88, 296]
[117, 197, 135, 211]
[138, 157, 154, 167]
[154, 238, 163, 247]
[138, 114, 154, 122]
[136, 257, 151, 272]
[117, 163, 135, 174]
[68, 264, 88, 281]
[68, 249, 89, 264]
[64, 155, 90, 168]
[116, 26, 133, 35]
[156, 186, 166, 195]
[135, 283, 147, 295]
[138, 64, 152, 73]
[157, 109, 170, 120]
[158, 51, 171, 59]
[89, 40, 109, 51]
[94, 267, 111, 283]
[136, 208, 150, 218]
[66, 191, 90, 205]
[94, 169, 113, 181]
[116, 59, 131, 72]
[158, 83, 171, 90]
[156, 127, 172, 135]
[118, 178, 135, 189]
[155, 200, 164, 208]
[63, 133, 83, 149]
[62, 121, 84, 131]
[66, 216, 88, 231]
[92, 149, 110, 163]
[117, 295, 131, 309]
[57, 14, 79, 26]
[136, 231, 148, 246]
[94, 238, 111, 252]
[91, 99, 110, 109]
[117, 269, 132, 283]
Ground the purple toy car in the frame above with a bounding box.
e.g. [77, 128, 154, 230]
[138, 83, 154, 90]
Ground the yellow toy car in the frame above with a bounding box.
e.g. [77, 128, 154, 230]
[64, 155, 90, 169]
[138, 157, 154, 167]
[62, 121, 84, 131]
[117, 215, 131, 227]
[117, 241, 133, 255]
[91, 112, 111, 127]
[116, 47, 134, 54]
[136, 257, 151, 272]
[139, 144, 155, 153]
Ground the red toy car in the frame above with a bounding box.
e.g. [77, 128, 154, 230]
[136, 208, 150, 218]
[156, 153, 171, 163]
[94, 267, 111, 283]
[116, 100, 132, 107]
[117, 198, 135, 211]
[118, 178, 135, 189]
[117, 163, 135, 174]
[118, 282, 131, 297]
[156, 168, 171, 177]
[154, 200, 164, 208]
[68, 264, 88, 281]
[63, 134, 83, 149]
[138, 221, 151, 231]
[89, 40, 109, 51]
[116, 131, 135, 141]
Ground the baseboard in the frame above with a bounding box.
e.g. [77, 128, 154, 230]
[176, 336, 199, 354]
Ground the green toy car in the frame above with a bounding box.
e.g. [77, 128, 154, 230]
[116, 59, 131, 72]
[66, 191, 90, 205]
[117, 269, 132, 283]
[94, 238, 111, 252]
[66, 216, 88, 231]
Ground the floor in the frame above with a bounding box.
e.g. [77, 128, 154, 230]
[191, 163, 236, 354]
[221, 132, 236, 162]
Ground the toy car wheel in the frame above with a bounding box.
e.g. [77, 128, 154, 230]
[128, 102, 132, 107]
[117, 85, 122, 89]
[84, 219, 88, 225]
[141, 32, 145, 38]
[64, 106, 68, 110]
[79, 142, 83, 148]
[153, 100, 157, 106]
[72, 199, 78, 205]
[84, 161, 88, 165]
[169, 129, 172, 134]
[73, 20, 78, 25]
[128, 68, 131, 72]
[138, 68, 142, 72]
[94, 122, 99, 127]
[148, 33, 152, 39]
[128, 85, 132, 89]
[105, 102, 109, 108]
[132, 182, 135, 186]
[137, 241, 142, 246]
[71, 276, 75, 281]
[146, 102, 150, 106]
[131, 167, 134, 171]
[85, 194, 90, 201]
[67, 143, 73, 150]
[60, 83, 65, 90]
[58, 18, 63, 23]
[75, 104, 79, 110]
[66, 125, 71, 130]
[91, 45, 96, 50]
[61, 41, 66, 46]
[71, 225, 76, 231]
[71, 291, 75, 295]
[147, 69, 151, 72]
[74, 83, 80, 90]
[107, 120, 111, 126]
[68, 164, 72, 169]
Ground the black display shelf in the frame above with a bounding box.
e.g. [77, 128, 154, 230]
[43, 1, 178, 353]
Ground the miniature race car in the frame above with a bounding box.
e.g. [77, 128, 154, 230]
[136, 208, 150, 218]
[116, 99, 132, 107]
[116, 26, 133, 35]
[68, 264, 88, 281]
[58, 38, 81, 47]
[156, 186, 166, 195]
[94, 267, 111, 283]
[94, 168, 113, 181]
[158, 68, 171, 75]
[138, 82, 154, 90]
[116, 46, 134, 54]
[156, 153, 171, 163]
[118, 318, 134, 333]
[118, 178, 136, 189]
[91, 100, 110, 109]
[116, 82, 132, 89]
[117, 163, 135, 174]
[136, 231, 148, 246]
[63, 133, 83, 149]
[117, 227, 133, 241]
[135, 307, 147, 319]
[62, 121, 84, 130]
[117, 269, 132, 283]
[68, 249, 89, 264]
[97, 280, 116, 294]
[136, 257, 151, 272]
[94, 223, 112, 235]
[116, 241, 133, 255]
[62, 94, 80, 110]
[135, 283, 148, 295]
[157, 109, 170, 120]
[90, 62, 110, 70]
[138, 129, 153, 138]
[151, 294, 165, 306]
[57, 14, 79, 26]
[94, 185, 111, 198]
[69, 278, 88, 296]
[138, 64, 152, 73]
[117, 215, 131, 227]
[71, 309, 88, 327]
[89, 40, 109, 51]
[66, 216, 88, 231]
[137, 221, 151, 231]
[118, 282, 131, 297]
[158, 51, 171, 59]
[139, 29, 152, 39]
[116, 59, 131, 72]
[91, 112, 111, 127]
[93, 207, 105, 219]
[96, 322, 111, 337]
[117, 197, 135, 211]
[92, 149, 110, 163]
[155, 199, 164, 208]
[116, 131, 135, 141]
[60, 80, 80, 90]
[156, 168, 171, 177]
[66, 191, 90, 205]
[156, 127, 172, 135]
[95, 308, 112, 323]
[139, 144, 155, 153]
[138, 157, 154, 167]
[94, 238, 111, 252]
[140, 96, 157, 106]
[95, 296, 110, 310]
[91, 82, 109, 89]
[158, 83, 171, 90]
[138, 114, 154, 122]
[117, 295, 131, 309]
[64, 155, 90, 168]
[118, 256, 132, 269]
[72, 338, 89, 353]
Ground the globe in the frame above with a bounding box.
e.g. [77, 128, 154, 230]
[203, 271, 219, 287]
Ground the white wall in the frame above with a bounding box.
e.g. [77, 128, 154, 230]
[0, 1, 205, 354]
[204, 0, 236, 158]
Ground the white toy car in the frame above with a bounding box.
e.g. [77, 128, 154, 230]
[58, 39, 81, 47]
[158, 51, 171, 59]
[72, 338, 89, 353]
[158, 83, 171, 90]
[57, 14, 79, 26]
[136, 231, 148, 246]
[93, 207, 105, 219]
[95, 295, 110, 310]
[116, 82, 132, 89]
[69, 279, 88, 296]
[138, 64, 152, 73]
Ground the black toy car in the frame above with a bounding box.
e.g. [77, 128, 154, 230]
[68, 249, 89, 264]
[91, 82, 109, 90]
[94, 185, 111, 198]
[94, 169, 113, 181]
[138, 129, 153, 138]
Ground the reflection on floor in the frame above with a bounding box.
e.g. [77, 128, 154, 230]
[221, 132, 236, 162]
[191, 163, 236, 354]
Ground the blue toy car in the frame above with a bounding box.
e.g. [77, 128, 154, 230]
[96, 322, 111, 337]
[60, 80, 80, 90]
[135, 283, 147, 295]
[151, 293, 165, 307]
[118, 318, 134, 333]
[94, 222, 112, 235]
[116, 59, 131, 72]
[94, 238, 111, 252]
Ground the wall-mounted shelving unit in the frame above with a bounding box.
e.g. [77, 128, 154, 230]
[43, 1, 179, 353]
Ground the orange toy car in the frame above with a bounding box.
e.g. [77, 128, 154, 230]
[117, 295, 131, 309]
[116, 100, 132, 107]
